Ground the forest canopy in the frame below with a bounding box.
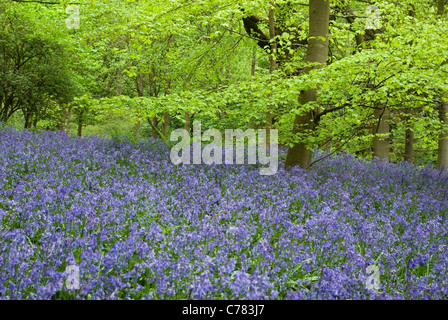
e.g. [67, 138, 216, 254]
[0, 0, 447, 169]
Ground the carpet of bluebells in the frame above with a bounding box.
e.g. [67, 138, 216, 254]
[0, 125, 448, 300]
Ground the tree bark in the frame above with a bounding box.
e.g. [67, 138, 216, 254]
[403, 107, 414, 163]
[24, 110, 32, 129]
[66, 105, 73, 135]
[162, 111, 170, 139]
[437, 100, 448, 170]
[117, 67, 123, 95]
[404, 128, 414, 163]
[161, 77, 172, 140]
[184, 112, 190, 132]
[133, 123, 141, 137]
[437, 1, 447, 169]
[372, 107, 390, 160]
[268, 5, 278, 73]
[134, 73, 144, 138]
[251, 46, 257, 76]
[150, 117, 159, 139]
[438, 0, 445, 15]
[285, 0, 330, 169]
[60, 106, 68, 133]
[242, 15, 271, 52]
[345, 3, 364, 48]
[77, 112, 83, 137]
[266, 4, 277, 148]
[32, 114, 38, 128]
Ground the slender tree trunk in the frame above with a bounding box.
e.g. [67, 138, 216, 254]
[438, 0, 445, 15]
[32, 117, 38, 128]
[404, 128, 414, 163]
[437, 100, 448, 170]
[60, 106, 68, 133]
[150, 117, 159, 139]
[285, 0, 330, 169]
[437, 1, 447, 169]
[266, 4, 277, 147]
[372, 107, 390, 160]
[77, 112, 83, 137]
[268, 5, 278, 73]
[66, 105, 73, 135]
[184, 112, 190, 132]
[1, 95, 15, 123]
[162, 111, 170, 138]
[117, 67, 123, 96]
[133, 123, 141, 137]
[134, 74, 144, 138]
[345, 3, 364, 48]
[403, 108, 414, 163]
[24, 111, 31, 129]
[251, 46, 257, 76]
[0, 95, 3, 121]
[161, 78, 172, 140]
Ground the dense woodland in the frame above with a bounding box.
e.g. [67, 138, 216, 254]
[1, 0, 448, 301]
[1, 0, 447, 169]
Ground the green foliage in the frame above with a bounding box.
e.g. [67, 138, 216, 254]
[1, 0, 448, 164]
[0, 3, 74, 125]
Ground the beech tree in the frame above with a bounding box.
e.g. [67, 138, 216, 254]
[437, 0, 448, 170]
[284, 0, 330, 169]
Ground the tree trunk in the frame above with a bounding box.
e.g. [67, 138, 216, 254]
[161, 77, 172, 140]
[345, 3, 364, 48]
[372, 107, 390, 160]
[266, 4, 277, 148]
[268, 5, 278, 73]
[133, 123, 141, 137]
[150, 117, 159, 139]
[162, 111, 170, 138]
[251, 46, 257, 76]
[117, 67, 123, 95]
[77, 112, 83, 137]
[1, 95, 16, 123]
[403, 108, 414, 163]
[437, 101, 448, 170]
[285, 0, 330, 169]
[404, 128, 414, 163]
[66, 105, 73, 135]
[24, 111, 31, 129]
[184, 112, 190, 132]
[437, 1, 447, 170]
[438, 0, 445, 15]
[134, 74, 144, 138]
[32, 109, 40, 128]
[60, 106, 68, 133]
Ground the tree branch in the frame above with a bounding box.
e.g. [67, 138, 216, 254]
[242, 15, 271, 52]
[10, 0, 82, 4]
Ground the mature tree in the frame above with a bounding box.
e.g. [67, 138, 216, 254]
[437, 0, 448, 170]
[0, 3, 76, 128]
[285, 0, 330, 169]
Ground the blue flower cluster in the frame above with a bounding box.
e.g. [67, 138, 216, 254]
[0, 126, 447, 299]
